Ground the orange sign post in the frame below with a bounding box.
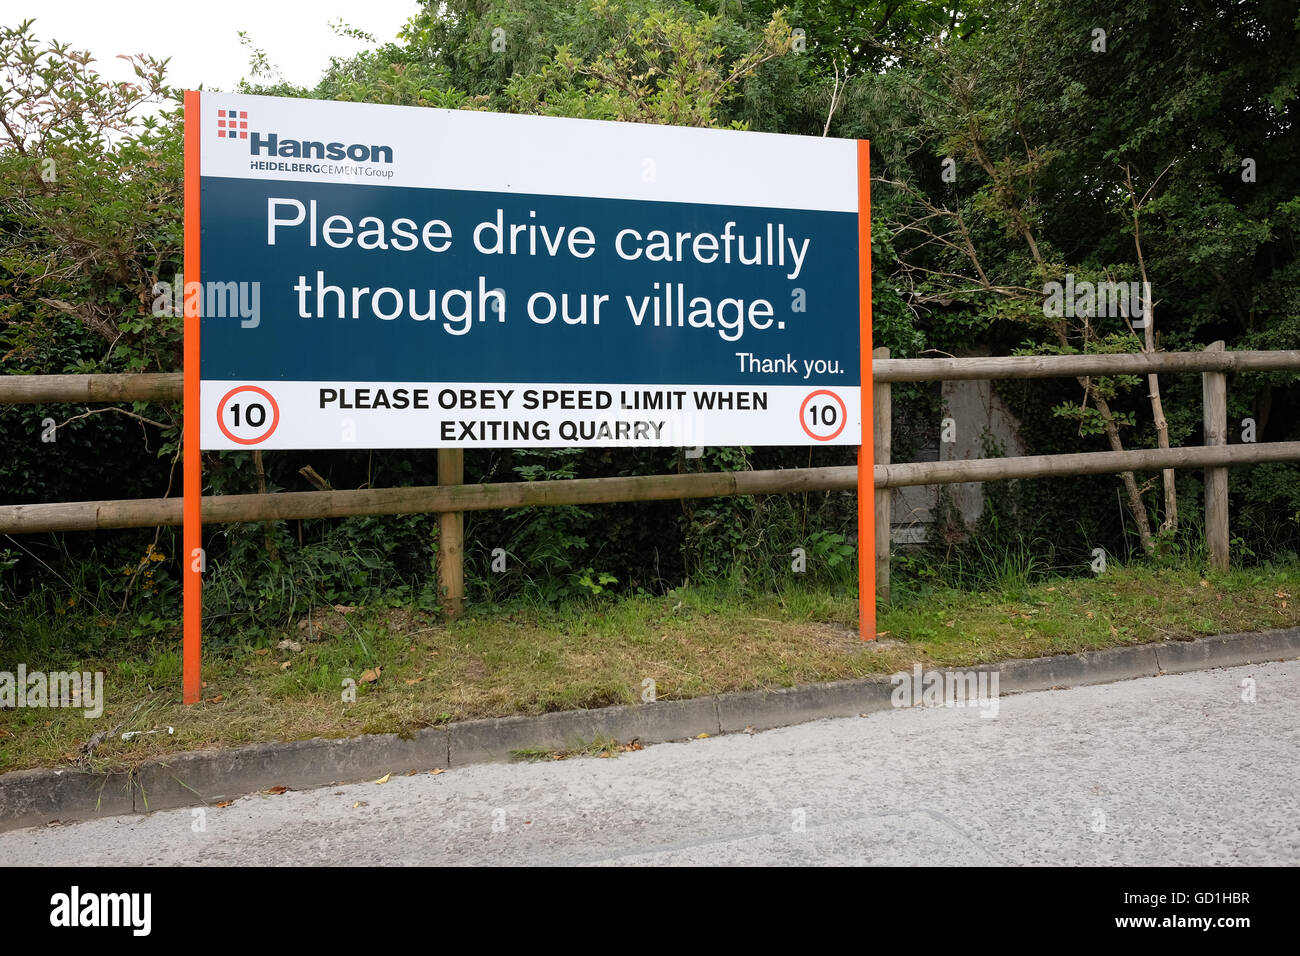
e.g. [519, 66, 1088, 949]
[857, 140, 875, 642]
[182, 90, 203, 703]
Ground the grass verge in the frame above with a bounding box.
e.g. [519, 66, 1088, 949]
[1, 560, 1296, 774]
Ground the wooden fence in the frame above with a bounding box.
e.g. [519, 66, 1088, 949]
[2, 344, 1298, 609]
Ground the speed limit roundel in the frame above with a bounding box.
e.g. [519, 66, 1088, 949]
[799, 389, 848, 442]
[216, 385, 281, 445]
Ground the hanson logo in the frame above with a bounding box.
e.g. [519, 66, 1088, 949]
[216, 108, 394, 164]
[217, 108, 248, 138]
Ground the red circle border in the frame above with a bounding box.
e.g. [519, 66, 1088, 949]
[799, 389, 848, 442]
[216, 385, 281, 445]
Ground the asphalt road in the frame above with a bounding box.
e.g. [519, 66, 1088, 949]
[4, 660, 1297, 865]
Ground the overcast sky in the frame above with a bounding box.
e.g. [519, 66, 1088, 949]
[11, 0, 421, 93]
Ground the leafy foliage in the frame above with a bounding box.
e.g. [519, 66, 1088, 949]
[2, 0, 1298, 649]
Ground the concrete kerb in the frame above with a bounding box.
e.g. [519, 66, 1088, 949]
[0, 766, 133, 832]
[997, 643, 1163, 694]
[717, 677, 896, 732]
[1154, 628, 1300, 674]
[448, 695, 719, 766]
[2, 626, 1296, 832]
[133, 727, 451, 815]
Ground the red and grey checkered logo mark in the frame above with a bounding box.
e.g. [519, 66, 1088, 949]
[216, 109, 249, 139]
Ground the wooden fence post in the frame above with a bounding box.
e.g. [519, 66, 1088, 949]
[1203, 341, 1229, 571]
[437, 449, 465, 617]
[873, 347, 891, 605]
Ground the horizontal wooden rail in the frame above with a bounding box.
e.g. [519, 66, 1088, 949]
[2, 350, 1298, 404]
[872, 350, 1300, 382]
[0, 372, 182, 404]
[4, 442, 1299, 534]
[0, 466, 858, 533]
[876, 441, 1300, 487]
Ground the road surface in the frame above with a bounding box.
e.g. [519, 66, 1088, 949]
[3, 660, 1296, 865]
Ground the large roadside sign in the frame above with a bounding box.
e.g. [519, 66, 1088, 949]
[189, 92, 869, 450]
[182, 91, 874, 703]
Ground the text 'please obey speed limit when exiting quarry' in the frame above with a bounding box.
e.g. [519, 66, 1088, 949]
[194, 93, 869, 450]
